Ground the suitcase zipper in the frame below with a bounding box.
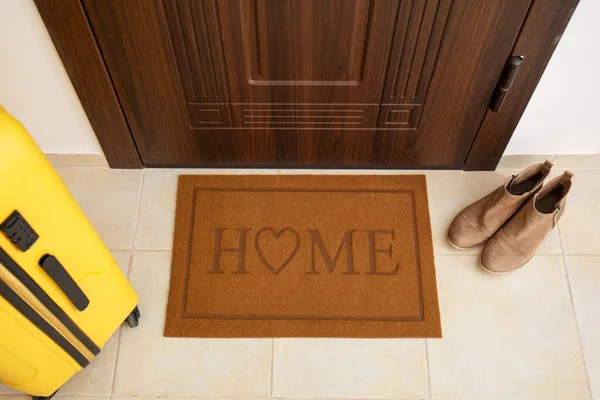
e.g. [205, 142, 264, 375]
[0, 247, 100, 367]
[0, 276, 90, 368]
[0, 262, 94, 364]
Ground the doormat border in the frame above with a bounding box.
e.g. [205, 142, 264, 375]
[179, 186, 425, 322]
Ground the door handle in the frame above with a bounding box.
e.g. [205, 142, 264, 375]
[490, 56, 524, 112]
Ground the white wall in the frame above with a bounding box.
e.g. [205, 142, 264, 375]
[0, 0, 597, 156]
[0, 0, 102, 155]
[506, 0, 600, 155]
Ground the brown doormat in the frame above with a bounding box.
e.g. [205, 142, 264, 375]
[165, 175, 441, 338]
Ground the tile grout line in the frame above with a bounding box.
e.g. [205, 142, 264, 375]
[562, 254, 594, 400]
[108, 250, 135, 397]
[108, 175, 143, 396]
[558, 221, 593, 399]
[557, 221, 566, 256]
[0, 396, 437, 400]
[131, 169, 147, 252]
[424, 339, 432, 400]
[118, 248, 172, 253]
[48, 396, 281, 399]
[270, 338, 275, 399]
[563, 253, 600, 257]
[496, 154, 555, 170]
[559, 167, 600, 170]
[124, 250, 134, 281]
[432, 252, 483, 256]
[105, 397, 418, 400]
[108, 328, 124, 397]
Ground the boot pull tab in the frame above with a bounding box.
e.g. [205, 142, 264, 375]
[563, 170, 574, 180]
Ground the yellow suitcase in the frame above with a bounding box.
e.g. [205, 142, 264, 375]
[0, 107, 140, 399]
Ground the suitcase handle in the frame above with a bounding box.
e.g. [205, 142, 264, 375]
[39, 255, 90, 311]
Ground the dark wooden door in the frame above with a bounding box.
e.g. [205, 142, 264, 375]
[83, 0, 532, 167]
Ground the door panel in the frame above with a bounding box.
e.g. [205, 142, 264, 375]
[216, 0, 396, 105]
[84, 0, 532, 166]
[165, 0, 398, 129]
[236, 0, 371, 82]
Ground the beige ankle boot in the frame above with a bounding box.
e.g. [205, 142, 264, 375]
[448, 161, 553, 249]
[481, 171, 573, 273]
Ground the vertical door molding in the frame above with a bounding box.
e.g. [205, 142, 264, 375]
[34, 0, 142, 169]
[378, 0, 453, 131]
[164, 0, 233, 128]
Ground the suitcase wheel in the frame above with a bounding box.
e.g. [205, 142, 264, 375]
[125, 306, 141, 328]
[32, 390, 57, 400]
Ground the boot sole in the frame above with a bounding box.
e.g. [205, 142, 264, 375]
[447, 235, 487, 251]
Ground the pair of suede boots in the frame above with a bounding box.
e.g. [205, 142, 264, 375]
[448, 161, 573, 273]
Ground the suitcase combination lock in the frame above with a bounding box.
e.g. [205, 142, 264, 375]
[1, 210, 39, 252]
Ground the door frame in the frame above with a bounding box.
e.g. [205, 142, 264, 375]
[34, 0, 579, 170]
[34, 0, 142, 169]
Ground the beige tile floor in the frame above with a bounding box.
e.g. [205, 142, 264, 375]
[1, 154, 599, 400]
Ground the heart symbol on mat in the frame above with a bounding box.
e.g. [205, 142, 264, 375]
[253, 227, 300, 274]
